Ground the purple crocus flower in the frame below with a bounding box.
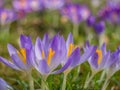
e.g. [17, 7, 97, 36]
[0, 35, 34, 72]
[0, 78, 12, 90]
[32, 33, 81, 75]
[0, 8, 17, 24]
[98, 3, 120, 24]
[53, 33, 97, 74]
[42, 0, 65, 10]
[0, 0, 4, 8]
[93, 21, 105, 34]
[29, 0, 43, 11]
[104, 46, 120, 77]
[12, 0, 32, 12]
[13, 0, 43, 12]
[61, 3, 91, 24]
[86, 42, 110, 72]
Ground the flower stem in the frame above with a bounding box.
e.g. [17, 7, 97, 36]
[73, 24, 79, 39]
[101, 77, 110, 90]
[62, 73, 68, 90]
[84, 72, 96, 89]
[28, 71, 34, 90]
[41, 76, 48, 90]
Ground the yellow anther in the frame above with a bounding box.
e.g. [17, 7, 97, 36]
[17, 48, 26, 64]
[47, 48, 55, 65]
[42, 50, 45, 58]
[1, 12, 7, 22]
[96, 49, 103, 65]
[67, 43, 74, 57]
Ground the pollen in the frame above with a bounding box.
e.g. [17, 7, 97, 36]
[47, 48, 55, 65]
[67, 43, 74, 57]
[42, 50, 45, 58]
[1, 12, 7, 22]
[96, 49, 102, 65]
[17, 48, 26, 64]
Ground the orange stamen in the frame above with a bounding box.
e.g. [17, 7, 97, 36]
[96, 49, 103, 65]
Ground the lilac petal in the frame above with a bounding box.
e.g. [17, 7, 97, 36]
[0, 57, 20, 70]
[52, 48, 79, 74]
[50, 36, 67, 70]
[99, 51, 110, 69]
[101, 43, 107, 55]
[38, 60, 50, 75]
[88, 53, 99, 70]
[66, 33, 73, 50]
[0, 78, 12, 90]
[11, 54, 28, 70]
[7, 44, 17, 56]
[79, 46, 97, 64]
[70, 48, 81, 68]
[20, 34, 32, 50]
[35, 37, 43, 60]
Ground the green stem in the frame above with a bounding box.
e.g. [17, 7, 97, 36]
[84, 72, 96, 89]
[99, 70, 106, 84]
[41, 76, 49, 90]
[101, 77, 110, 90]
[62, 73, 68, 90]
[28, 71, 34, 90]
[73, 24, 79, 39]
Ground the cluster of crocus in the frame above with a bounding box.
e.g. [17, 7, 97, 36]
[61, 3, 91, 24]
[12, 0, 43, 12]
[98, 2, 120, 24]
[0, 33, 120, 89]
[86, 16, 105, 34]
[0, 33, 97, 90]
[0, 8, 17, 25]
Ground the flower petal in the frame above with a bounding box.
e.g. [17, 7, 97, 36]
[38, 60, 50, 75]
[69, 48, 81, 68]
[0, 56, 20, 70]
[7, 44, 17, 56]
[35, 37, 43, 61]
[66, 33, 73, 50]
[11, 54, 28, 70]
[79, 46, 97, 64]
[20, 34, 32, 50]
[52, 48, 80, 74]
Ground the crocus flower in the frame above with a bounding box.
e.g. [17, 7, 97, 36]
[53, 33, 97, 74]
[61, 3, 91, 24]
[0, 35, 34, 72]
[0, 78, 12, 90]
[42, 0, 65, 10]
[0, 0, 4, 8]
[93, 21, 105, 34]
[29, 0, 43, 11]
[12, 0, 31, 12]
[87, 43, 110, 72]
[0, 8, 17, 25]
[98, 3, 120, 24]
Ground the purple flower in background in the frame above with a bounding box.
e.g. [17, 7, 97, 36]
[29, 0, 43, 11]
[0, 35, 34, 72]
[0, 8, 17, 24]
[42, 0, 65, 10]
[13, 0, 43, 12]
[13, 0, 31, 12]
[98, 3, 120, 24]
[93, 21, 105, 34]
[86, 16, 96, 26]
[0, 78, 12, 90]
[61, 3, 91, 24]
[0, 0, 4, 8]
